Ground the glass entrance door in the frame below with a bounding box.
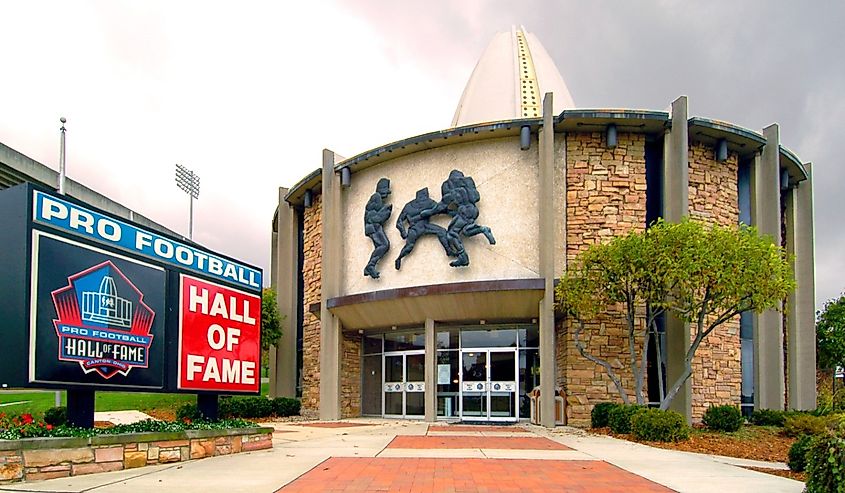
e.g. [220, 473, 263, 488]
[383, 351, 425, 418]
[460, 349, 518, 422]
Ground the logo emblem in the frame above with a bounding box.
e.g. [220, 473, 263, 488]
[51, 261, 155, 379]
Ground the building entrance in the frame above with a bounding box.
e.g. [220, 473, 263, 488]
[459, 348, 518, 422]
[383, 350, 425, 418]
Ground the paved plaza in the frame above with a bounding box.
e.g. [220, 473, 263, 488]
[0, 420, 805, 493]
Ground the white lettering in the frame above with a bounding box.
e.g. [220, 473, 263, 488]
[242, 300, 256, 325]
[189, 285, 208, 314]
[208, 257, 223, 275]
[202, 357, 221, 382]
[222, 358, 240, 383]
[41, 197, 68, 221]
[223, 263, 237, 281]
[186, 354, 204, 381]
[175, 246, 193, 265]
[207, 324, 225, 350]
[153, 238, 174, 258]
[69, 208, 94, 234]
[135, 231, 152, 250]
[228, 297, 243, 322]
[226, 328, 240, 351]
[242, 361, 256, 385]
[209, 293, 227, 318]
[194, 251, 208, 269]
[97, 219, 121, 242]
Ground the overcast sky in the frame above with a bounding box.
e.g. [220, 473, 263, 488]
[1, 1, 842, 309]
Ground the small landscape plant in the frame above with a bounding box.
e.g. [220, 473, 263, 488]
[631, 408, 690, 442]
[608, 404, 645, 434]
[43, 406, 67, 427]
[177, 396, 301, 421]
[783, 413, 831, 438]
[749, 408, 786, 427]
[804, 433, 845, 493]
[787, 434, 815, 472]
[591, 402, 619, 428]
[702, 405, 744, 432]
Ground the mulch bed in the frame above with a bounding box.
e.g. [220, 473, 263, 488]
[743, 466, 806, 482]
[592, 426, 795, 463]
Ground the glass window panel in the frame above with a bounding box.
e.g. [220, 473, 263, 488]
[519, 349, 540, 418]
[406, 393, 424, 416]
[461, 328, 517, 348]
[740, 311, 753, 340]
[406, 354, 425, 382]
[518, 326, 539, 348]
[361, 355, 382, 415]
[436, 329, 459, 349]
[384, 331, 425, 351]
[489, 352, 516, 381]
[462, 352, 487, 382]
[385, 392, 403, 415]
[385, 355, 404, 382]
[437, 394, 459, 417]
[490, 392, 515, 418]
[461, 393, 486, 417]
[437, 351, 459, 393]
[363, 335, 383, 355]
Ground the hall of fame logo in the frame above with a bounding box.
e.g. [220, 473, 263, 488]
[51, 261, 155, 379]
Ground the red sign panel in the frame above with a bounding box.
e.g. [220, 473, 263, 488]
[178, 275, 261, 392]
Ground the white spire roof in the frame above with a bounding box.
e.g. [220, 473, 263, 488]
[451, 26, 575, 127]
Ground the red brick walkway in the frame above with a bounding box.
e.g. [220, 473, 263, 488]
[427, 425, 521, 433]
[388, 435, 570, 450]
[275, 457, 675, 492]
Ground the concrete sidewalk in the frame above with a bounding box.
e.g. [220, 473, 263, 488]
[0, 419, 804, 493]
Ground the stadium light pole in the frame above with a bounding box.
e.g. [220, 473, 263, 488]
[175, 164, 200, 240]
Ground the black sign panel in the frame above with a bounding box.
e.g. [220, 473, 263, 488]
[30, 232, 166, 389]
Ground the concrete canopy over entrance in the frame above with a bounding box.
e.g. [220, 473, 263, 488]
[326, 279, 544, 329]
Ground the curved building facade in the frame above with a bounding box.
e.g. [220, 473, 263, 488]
[269, 27, 816, 426]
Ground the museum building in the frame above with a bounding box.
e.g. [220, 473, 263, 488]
[268, 27, 816, 426]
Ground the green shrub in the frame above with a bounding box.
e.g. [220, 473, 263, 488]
[788, 434, 815, 472]
[805, 434, 845, 493]
[631, 408, 690, 442]
[750, 409, 787, 427]
[43, 407, 67, 427]
[784, 414, 831, 438]
[702, 405, 744, 432]
[176, 403, 201, 421]
[271, 397, 301, 417]
[608, 404, 646, 434]
[591, 402, 619, 428]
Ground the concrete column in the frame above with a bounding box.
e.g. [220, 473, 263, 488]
[662, 96, 692, 422]
[751, 125, 785, 411]
[270, 187, 299, 398]
[319, 149, 344, 420]
[424, 318, 436, 422]
[786, 163, 816, 410]
[539, 93, 557, 428]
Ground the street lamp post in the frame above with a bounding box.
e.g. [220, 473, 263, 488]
[175, 164, 200, 240]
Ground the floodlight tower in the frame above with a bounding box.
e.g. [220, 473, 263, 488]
[175, 164, 200, 240]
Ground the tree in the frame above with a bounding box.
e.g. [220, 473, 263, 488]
[261, 288, 284, 352]
[817, 294, 845, 395]
[556, 219, 794, 410]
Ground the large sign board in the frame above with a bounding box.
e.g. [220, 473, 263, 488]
[178, 275, 261, 393]
[0, 184, 262, 395]
[30, 231, 166, 388]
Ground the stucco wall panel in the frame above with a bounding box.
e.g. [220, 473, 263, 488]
[341, 137, 541, 297]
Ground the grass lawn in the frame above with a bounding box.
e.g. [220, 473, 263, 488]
[0, 383, 270, 417]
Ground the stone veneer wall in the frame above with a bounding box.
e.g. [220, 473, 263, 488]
[687, 142, 741, 420]
[0, 429, 272, 484]
[561, 132, 648, 425]
[341, 333, 362, 418]
[301, 194, 323, 412]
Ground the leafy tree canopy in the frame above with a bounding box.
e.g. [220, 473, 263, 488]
[261, 288, 284, 352]
[817, 294, 845, 372]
